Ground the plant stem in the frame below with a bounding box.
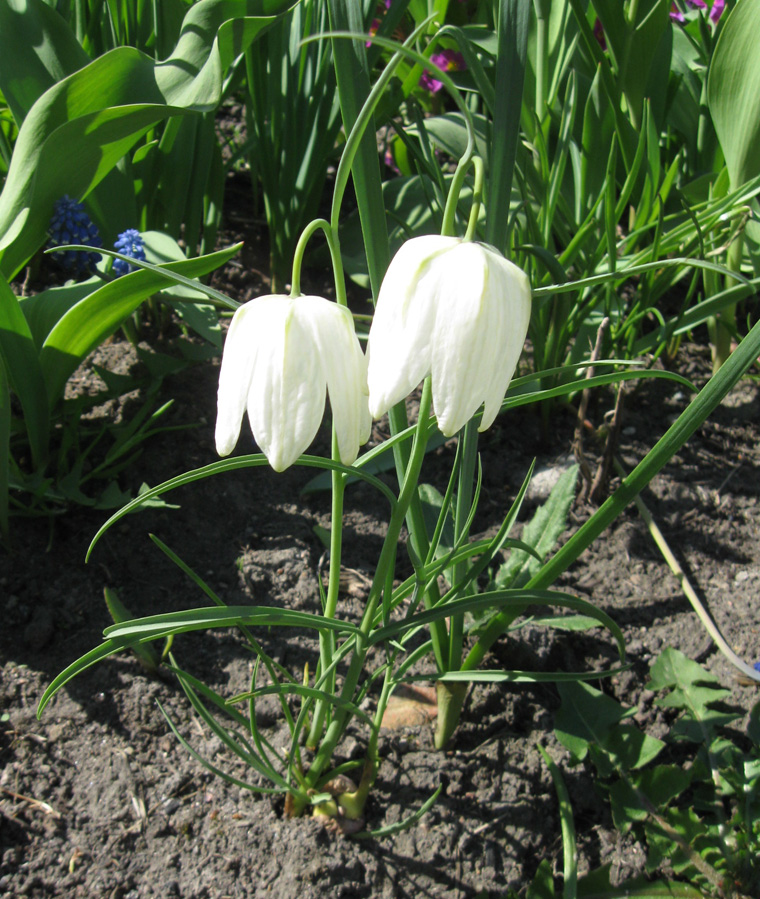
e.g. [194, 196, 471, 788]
[302, 380, 434, 801]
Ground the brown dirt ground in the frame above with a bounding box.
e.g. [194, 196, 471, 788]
[1, 171, 760, 899]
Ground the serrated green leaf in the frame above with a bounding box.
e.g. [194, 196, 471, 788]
[608, 764, 691, 834]
[555, 681, 630, 763]
[578, 864, 708, 898]
[647, 647, 738, 742]
[493, 464, 578, 589]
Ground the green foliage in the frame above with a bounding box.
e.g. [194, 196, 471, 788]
[707, 0, 760, 191]
[0, 241, 239, 532]
[0, 0, 296, 277]
[241, 0, 344, 289]
[554, 648, 760, 898]
[492, 464, 578, 590]
[0, 0, 301, 532]
[31, 0, 760, 842]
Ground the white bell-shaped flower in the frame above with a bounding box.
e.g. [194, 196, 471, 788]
[215, 295, 371, 472]
[367, 236, 531, 437]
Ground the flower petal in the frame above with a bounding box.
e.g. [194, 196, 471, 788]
[478, 249, 532, 431]
[429, 242, 495, 435]
[367, 236, 458, 418]
[302, 297, 370, 466]
[246, 297, 325, 472]
[215, 300, 263, 456]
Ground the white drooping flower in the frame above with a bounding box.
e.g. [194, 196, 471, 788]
[215, 295, 371, 472]
[366, 236, 531, 437]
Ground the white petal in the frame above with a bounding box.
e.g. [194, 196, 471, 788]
[367, 236, 459, 419]
[429, 242, 494, 436]
[478, 249, 532, 431]
[215, 300, 265, 456]
[246, 297, 325, 472]
[298, 297, 370, 466]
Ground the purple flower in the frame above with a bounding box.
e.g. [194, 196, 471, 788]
[710, 0, 725, 23]
[48, 196, 102, 275]
[593, 18, 607, 50]
[670, 0, 725, 23]
[366, 17, 381, 47]
[112, 229, 146, 277]
[366, 0, 393, 45]
[420, 49, 467, 94]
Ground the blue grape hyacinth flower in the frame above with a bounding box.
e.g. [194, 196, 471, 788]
[112, 229, 146, 277]
[48, 195, 102, 275]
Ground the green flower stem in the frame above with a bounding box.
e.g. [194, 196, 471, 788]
[463, 157, 485, 243]
[306, 431, 347, 749]
[290, 217, 347, 307]
[448, 419, 479, 671]
[292, 216, 350, 749]
[342, 658, 399, 816]
[440, 127, 476, 240]
[303, 380, 434, 798]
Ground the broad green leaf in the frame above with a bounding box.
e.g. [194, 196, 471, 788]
[410, 112, 491, 168]
[0, 0, 90, 125]
[600, 722, 665, 772]
[707, 0, 760, 188]
[578, 864, 708, 898]
[20, 280, 98, 350]
[0, 272, 49, 468]
[38, 242, 241, 404]
[592, 0, 670, 130]
[555, 680, 631, 762]
[526, 859, 556, 899]
[607, 764, 691, 833]
[0, 0, 296, 279]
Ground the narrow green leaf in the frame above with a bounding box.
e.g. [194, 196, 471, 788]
[486, 0, 529, 251]
[102, 605, 362, 641]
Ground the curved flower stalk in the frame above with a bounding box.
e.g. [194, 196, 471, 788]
[367, 235, 532, 437]
[215, 294, 370, 472]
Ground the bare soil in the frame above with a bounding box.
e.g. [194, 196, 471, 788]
[2, 173, 760, 898]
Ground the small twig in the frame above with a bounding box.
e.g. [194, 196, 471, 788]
[574, 318, 610, 503]
[0, 786, 62, 819]
[589, 384, 625, 504]
[614, 456, 760, 686]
